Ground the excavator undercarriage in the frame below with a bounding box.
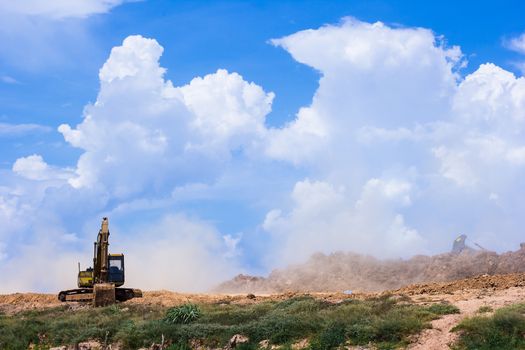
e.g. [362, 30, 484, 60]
[58, 286, 143, 304]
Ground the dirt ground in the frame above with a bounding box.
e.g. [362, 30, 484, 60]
[2, 273, 525, 349]
[0, 290, 369, 315]
[406, 285, 525, 349]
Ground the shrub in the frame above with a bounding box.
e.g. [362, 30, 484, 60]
[164, 304, 201, 324]
[310, 322, 346, 350]
[425, 302, 460, 316]
[453, 303, 525, 350]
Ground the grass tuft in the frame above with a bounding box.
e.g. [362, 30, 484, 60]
[164, 304, 201, 324]
[424, 302, 460, 316]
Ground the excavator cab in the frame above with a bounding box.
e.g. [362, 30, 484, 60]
[108, 254, 125, 287]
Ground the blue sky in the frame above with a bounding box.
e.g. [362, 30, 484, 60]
[2, 0, 525, 292]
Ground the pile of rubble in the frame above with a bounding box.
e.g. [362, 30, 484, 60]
[215, 243, 525, 294]
[0, 293, 61, 314]
[393, 272, 525, 295]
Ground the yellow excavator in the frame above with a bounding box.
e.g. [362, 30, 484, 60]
[58, 217, 142, 306]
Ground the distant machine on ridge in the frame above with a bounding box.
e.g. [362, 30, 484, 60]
[451, 234, 486, 254]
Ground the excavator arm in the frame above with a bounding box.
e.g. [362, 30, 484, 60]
[93, 217, 110, 283]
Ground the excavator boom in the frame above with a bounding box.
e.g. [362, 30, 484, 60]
[94, 217, 110, 283]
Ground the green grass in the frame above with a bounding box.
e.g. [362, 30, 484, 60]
[424, 302, 460, 316]
[164, 304, 201, 324]
[0, 296, 461, 350]
[453, 303, 525, 350]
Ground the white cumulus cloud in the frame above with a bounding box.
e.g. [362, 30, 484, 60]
[266, 18, 462, 165]
[59, 35, 274, 197]
[262, 18, 525, 257]
[12, 154, 73, 181]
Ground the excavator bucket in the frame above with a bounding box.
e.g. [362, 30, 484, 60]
[93, 283, 116, 307]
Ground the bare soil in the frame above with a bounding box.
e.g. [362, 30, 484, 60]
[405, 282, 525, 349]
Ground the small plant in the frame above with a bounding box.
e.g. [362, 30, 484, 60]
[104, 304, 121, 315]
[477, 305, 493, 314]
[425, 302, 460, 315]
[164, 304, 201, 324]
[310, 322, 346, 350]
[165, 342, 191, 350]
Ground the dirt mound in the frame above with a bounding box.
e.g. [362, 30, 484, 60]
[0, 293, 60, 314]
[393, 273, 525, 295]
[215, 246, 525, 293]
[0, 293, 58, 306]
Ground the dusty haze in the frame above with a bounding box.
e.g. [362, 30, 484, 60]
[215, 246, 525, 293]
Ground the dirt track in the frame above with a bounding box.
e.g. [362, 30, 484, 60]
[400, 273, 525, 349]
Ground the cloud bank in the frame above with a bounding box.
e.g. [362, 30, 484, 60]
[2, 18, 525, 292]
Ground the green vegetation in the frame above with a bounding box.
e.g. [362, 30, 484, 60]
[424, 302, 460, 316]
[164, 304, 201, 324]
[453, 303, 525, 350]
[0, 296, 460, 350]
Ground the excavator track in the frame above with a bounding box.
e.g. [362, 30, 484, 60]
[58, 287, 142, 303]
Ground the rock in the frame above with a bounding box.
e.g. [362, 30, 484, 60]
[189, 338, 212, 350]
[48, 341, 103, 350]
[291, 338, 309, 349]
[137, 343, 164, 350]
[228, 334, 249, 348]
[246, 293, 256, 300]
[78, 340, 103, 350]
[258, 340, 270, 349]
